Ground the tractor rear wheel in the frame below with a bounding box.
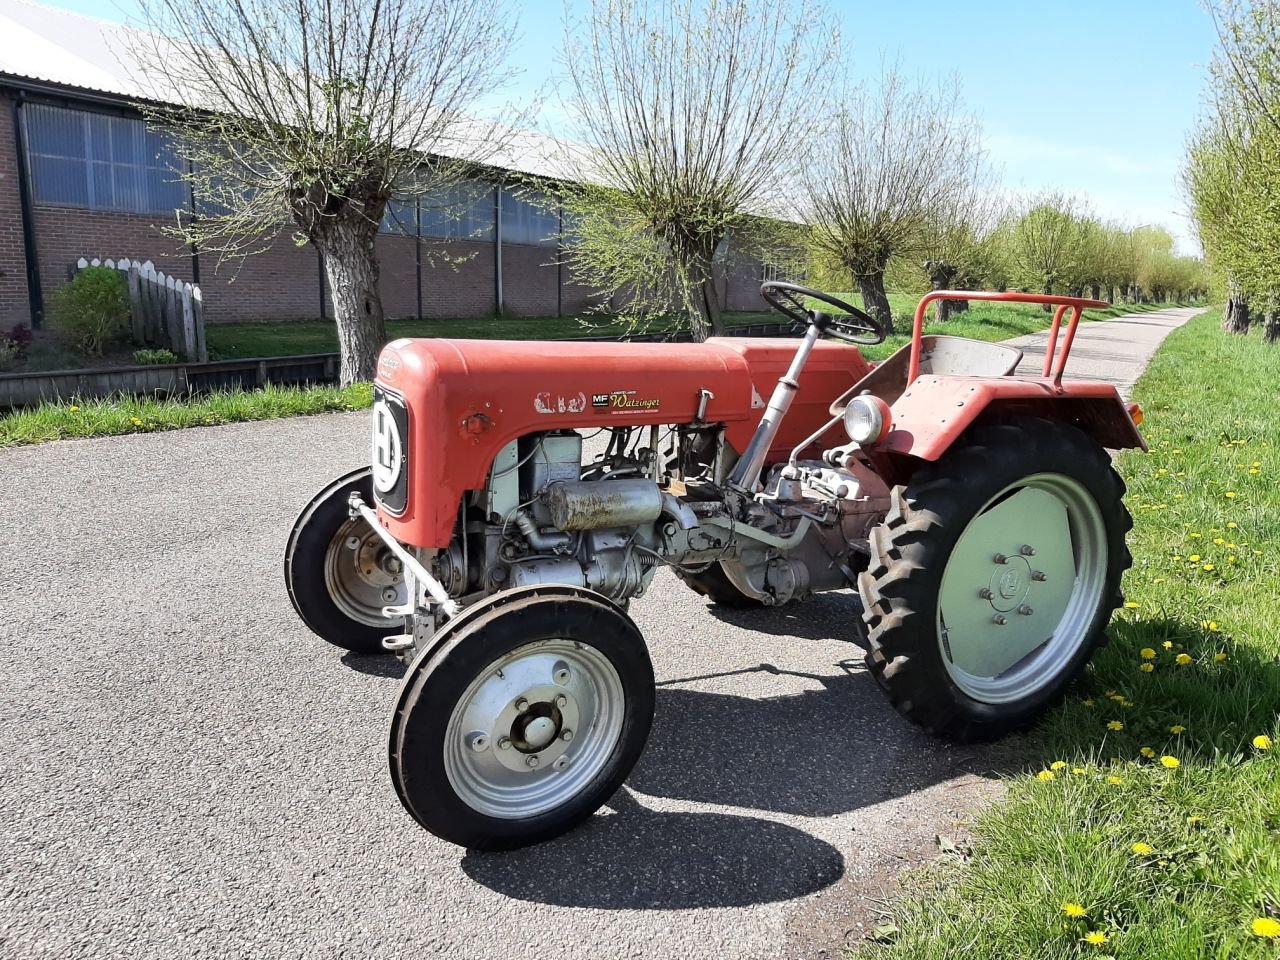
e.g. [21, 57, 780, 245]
[284, 468, 406, 655]
[389, 586, 654, 849]
[859, 417, 1131, 741]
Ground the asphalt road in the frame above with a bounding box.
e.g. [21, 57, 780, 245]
[0, 308, 1199, 960]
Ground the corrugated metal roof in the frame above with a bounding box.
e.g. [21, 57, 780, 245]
[0, 0, 588, 182]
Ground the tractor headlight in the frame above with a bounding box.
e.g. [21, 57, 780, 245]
[843, 395, 890, 446]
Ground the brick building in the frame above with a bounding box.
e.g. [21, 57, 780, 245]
[0, 0, 768, 332]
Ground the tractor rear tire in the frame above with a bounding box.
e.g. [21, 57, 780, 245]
[859, 417, 1132, 741]
[284, 468, 403, 655]
[677, 562, 768, 608]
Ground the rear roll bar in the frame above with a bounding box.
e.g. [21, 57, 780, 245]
[909, 290, 1110, 387]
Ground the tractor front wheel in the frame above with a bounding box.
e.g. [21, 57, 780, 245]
[859, 417, 1131, 741]
[284, 468, 406, 655]
[389, 586, 655, 849]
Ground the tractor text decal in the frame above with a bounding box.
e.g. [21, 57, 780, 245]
[534, 391, 588, 415]
[592, 390, 661, 414]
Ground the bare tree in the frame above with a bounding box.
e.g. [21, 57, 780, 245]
[553, 0, 832, 339]
[129, 0, 520, 383]
[800, 69, 987, 334]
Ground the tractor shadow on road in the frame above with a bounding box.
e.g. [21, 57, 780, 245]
[460, 787, 845, 909]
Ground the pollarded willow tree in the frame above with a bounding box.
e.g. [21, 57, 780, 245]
[1007, 193, 1089, 308]
[129, 0, 520, 382]
[800, 70, 988, 334]
[554, 0, 832, 339]
[1185, 0, 1280, 341]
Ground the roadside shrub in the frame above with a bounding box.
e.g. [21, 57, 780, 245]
[7, 323, 32, 354]
[49, 267, 130, 356]
[133, 348, 179, 365]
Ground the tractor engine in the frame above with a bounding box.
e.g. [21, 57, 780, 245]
[415, 425, 884, 660]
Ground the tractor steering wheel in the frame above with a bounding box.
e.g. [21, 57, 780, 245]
[760, 281, 886, 345]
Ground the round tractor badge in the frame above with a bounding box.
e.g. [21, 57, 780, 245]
[370, 400, 403, 494]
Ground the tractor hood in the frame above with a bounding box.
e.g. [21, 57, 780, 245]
[371, 336, 872, 548]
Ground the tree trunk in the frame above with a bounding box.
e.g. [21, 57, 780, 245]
[694, 275, 725, 340]
[1106, 285, 1115, 304]
[317, 223, 387, 385]
[1224, 283, 1251, 334]
[923, 260, 960, 322]
[1042, 280, 1053, 312]
[1089, 283, 1101, 301]
[1266, 309, 1280, 344]
[856, 269, 894, 335]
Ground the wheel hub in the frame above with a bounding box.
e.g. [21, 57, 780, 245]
[988, 556, 1032, 612]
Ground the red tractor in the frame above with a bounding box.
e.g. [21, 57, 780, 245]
[285, 284, 1141, 849]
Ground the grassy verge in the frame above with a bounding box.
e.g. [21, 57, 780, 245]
[204, 298, 1188, 361]
[0, 382, 373, 447]
[860, 308, 1280, 959]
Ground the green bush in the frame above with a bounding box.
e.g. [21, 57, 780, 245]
[49, 267, 130, 356]
[0, 337, 19, 371]
[133, 348, 179, 365]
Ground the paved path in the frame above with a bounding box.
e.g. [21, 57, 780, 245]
[0, 308, 1199, 960]
[1006, 306, 1204, 399]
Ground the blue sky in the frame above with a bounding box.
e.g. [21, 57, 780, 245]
[63, 0, 1214, 252]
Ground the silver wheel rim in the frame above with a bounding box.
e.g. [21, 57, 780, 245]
[443, 638, 626, 819]
[323, 517, 408, 627]
[936, 473, 1107, 704]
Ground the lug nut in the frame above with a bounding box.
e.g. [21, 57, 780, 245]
[553, 756, 570, 771]
[497, 737, 512, 751]
[993, 553, 1008, 564]
[1031, 571, 1047, 582]
[978, 587, 993, 600]
[346, 536, 361, 550]
[466, 732, 489, 752]
[561, 729, 574, 743]
[515, 698, 529, 713]
[553, 662, 571, 685]
[554, 694, 567, 708]
[525, 755, 540, 768]
[381, 588, 397, 602]
[1018, 604, 1034, 616]
[1020, 545, 1036, 557]
[992, 615, 1008, 626]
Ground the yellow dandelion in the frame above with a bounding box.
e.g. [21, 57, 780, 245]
[1107, 720, 1124, 731]
[1227, 521, 1238, 529]
[1249, 468, 1260, 475]
[1163, 641, 1174, 650]
[1202, 563, 1215, 572]
[1160, 755, 1181, 768]
[1082, 699, 1095, 707]
[1140, 648, 1156, 659]
[1203, 621, 1220, 632]
[1176, 653, 1193, 665]
[1124, 601, 1140, 609]
[1225, 491, 1238, 499]
[1082, 930, 1109, 945]
[1062, 902, 1087, 918]
[1130, 842, 1154, 855]
[1170, 725, 1186, 734]
[68, 405, 80, 412]
[1187, 815, 1202, 826]
[1252, 461, 1262, 468]
[1140, 663, 1155, 673]
[1048, 760, 1067, 770]
[1107, 775, 1124, 786]
[1172, 448, 1182, 454]
[1189, 554, 1202, 562]
[1214, 538, 1226, 545]
[1140, 747, 1156, 758]
[1215, 652, 1228, 663]
[1253, 735, 1273, 751]
[130, 417, 142, 426]
[1171, 554, 1183, 561]
[1252, 918, 1280, 939]
[1072, 767, 1086, 775]
[1037, 770, 1056, 782]
[1189, 532, 1202, 539]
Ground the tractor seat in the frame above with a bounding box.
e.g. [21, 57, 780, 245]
[830, 335, 1024, 415]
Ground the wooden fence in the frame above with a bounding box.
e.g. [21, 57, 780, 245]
[75, 258, 208, 363]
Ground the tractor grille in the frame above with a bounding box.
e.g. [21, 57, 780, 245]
[371, 385, 409, 516]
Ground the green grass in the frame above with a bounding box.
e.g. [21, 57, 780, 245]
[204, 298, 1188, 361]
[859, 307, 1280, 959]
[0, 382, 373, 447]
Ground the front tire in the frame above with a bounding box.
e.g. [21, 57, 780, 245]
[389, 586, 655, 849]
[859, 418, 1132, 741]
[284, 468, 405, 655]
